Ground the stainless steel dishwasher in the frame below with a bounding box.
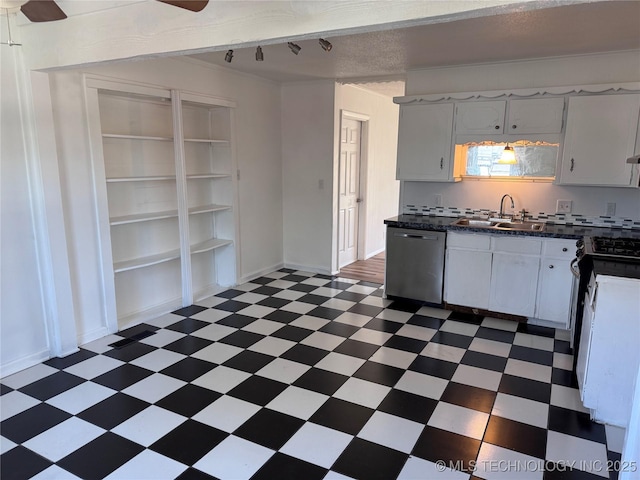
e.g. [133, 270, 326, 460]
[385, 227, 446, 303]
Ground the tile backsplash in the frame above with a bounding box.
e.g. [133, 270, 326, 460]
[403, 205, 640, 230]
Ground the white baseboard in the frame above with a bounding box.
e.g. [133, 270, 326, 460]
[58, 346, 80, 358]
[118, 297, 183, 331]
[364, 246, 385, 260]
[77, 325, 113, 347]
[194, 284, 227, 302]
[284, 263, 332, 276]
[239, 262, 285, 285]
[0, 348, 50, 379]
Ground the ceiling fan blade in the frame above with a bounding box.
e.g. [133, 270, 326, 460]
[157, 0, 208, 12]
[20, 0, 66, 22]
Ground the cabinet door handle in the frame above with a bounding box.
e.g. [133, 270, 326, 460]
[562, 247, 568, 252]
[494, 125, 500, 130]
[511, 124, 517, 129]
[440, 157, 444, 169]
[570, 158, 575, 172]
[549, 264, 554, 269]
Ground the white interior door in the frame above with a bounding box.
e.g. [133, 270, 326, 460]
[338, 117, 361, 268]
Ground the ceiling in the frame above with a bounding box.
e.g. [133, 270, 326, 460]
[188, 1, 640, 97]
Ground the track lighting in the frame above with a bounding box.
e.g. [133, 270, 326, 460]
[255, 46, 263, 61]
[288, 42, 301, 55]
[224, 49, 233, 63]
[319, 38, 332, 52]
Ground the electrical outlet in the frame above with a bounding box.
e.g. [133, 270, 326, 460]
[606, 202, 616, 216]
[434, 194, 442, 207]
[556, 200, 572, 214]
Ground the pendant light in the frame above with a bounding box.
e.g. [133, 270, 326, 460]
[498, 144, 517, 164]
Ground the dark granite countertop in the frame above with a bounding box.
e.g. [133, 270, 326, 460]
[592, 259, 640, 280]
[385, 215, 640, 240]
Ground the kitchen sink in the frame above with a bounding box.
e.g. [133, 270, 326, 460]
[494, 221, 545, 231]
[452, 219, 498, 227]
[452, 217, 545, 232]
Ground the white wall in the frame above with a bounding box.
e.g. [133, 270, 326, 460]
[1, 32, 49, 374]
[282, 81, 336, 273]
[334, 84, 400, 268]
[402, 51, 640, 219]
[44, 57, 283, 347]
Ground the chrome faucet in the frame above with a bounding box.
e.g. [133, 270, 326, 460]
[499, 194, 515, 218]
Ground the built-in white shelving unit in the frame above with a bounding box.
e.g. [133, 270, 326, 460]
[85, 78, 238, 330]
[180, 94, 236, 300]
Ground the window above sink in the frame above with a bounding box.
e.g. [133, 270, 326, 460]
[455, 139, 559, 181]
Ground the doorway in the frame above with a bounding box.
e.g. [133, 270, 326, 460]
[337, 115, 363, 269]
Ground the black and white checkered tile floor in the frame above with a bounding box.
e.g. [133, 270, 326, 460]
[1, 269, 625, 480]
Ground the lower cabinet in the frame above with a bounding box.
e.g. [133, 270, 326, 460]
[445, 233, 541, 317]
[445, 232, 574, 326]
[445, 247, 492, 309]
[534, 238, 576, 328]
[489, 252, 539, 317]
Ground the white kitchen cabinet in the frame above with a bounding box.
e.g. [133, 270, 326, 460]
[445, 232, 541, 317]
[559, 94, 640, 186]
[577, 274, 640, 427]
[490, 252, 539, 317]
[455, 98, 565, 136]
[506, 97, 565, 134]
[489, 236, 541, 317]
[534, 238, 576, 328]
[86, 79, 237, 329]
[396, 103, 455, 181]
[445, 243, 492, 309]
[455, 101, 506, 134]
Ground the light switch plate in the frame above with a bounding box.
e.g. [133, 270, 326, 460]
[556, 200, 572, 213]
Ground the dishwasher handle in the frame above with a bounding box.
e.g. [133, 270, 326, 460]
[394, 232, 441, 241]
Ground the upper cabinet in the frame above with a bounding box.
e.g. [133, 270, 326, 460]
[506, 98, 564, 134]
[559, 94, 640, 187]
[455, 98, 565, 135]
[395, 84, 639, 185]
[455, 101, 506, 134]
[396, 103, 455, 181]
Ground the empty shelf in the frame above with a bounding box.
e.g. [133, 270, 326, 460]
[102, 133, 173, 141]
[106, 175, 176, 182]
[110, 209, 179, 225]
[186, 174, 231, 180]
[113, 249, 180, 273]
[183, 138, 229, 144]
[190, 238, 233, 254]
[188, 204, 232, 215]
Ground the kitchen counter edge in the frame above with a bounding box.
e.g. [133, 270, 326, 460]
[384, 215, 640, 240]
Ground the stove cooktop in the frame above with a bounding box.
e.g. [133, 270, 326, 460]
[590, 237, 640, 259]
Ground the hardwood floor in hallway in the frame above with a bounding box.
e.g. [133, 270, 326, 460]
[339, 252, 385, 284]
